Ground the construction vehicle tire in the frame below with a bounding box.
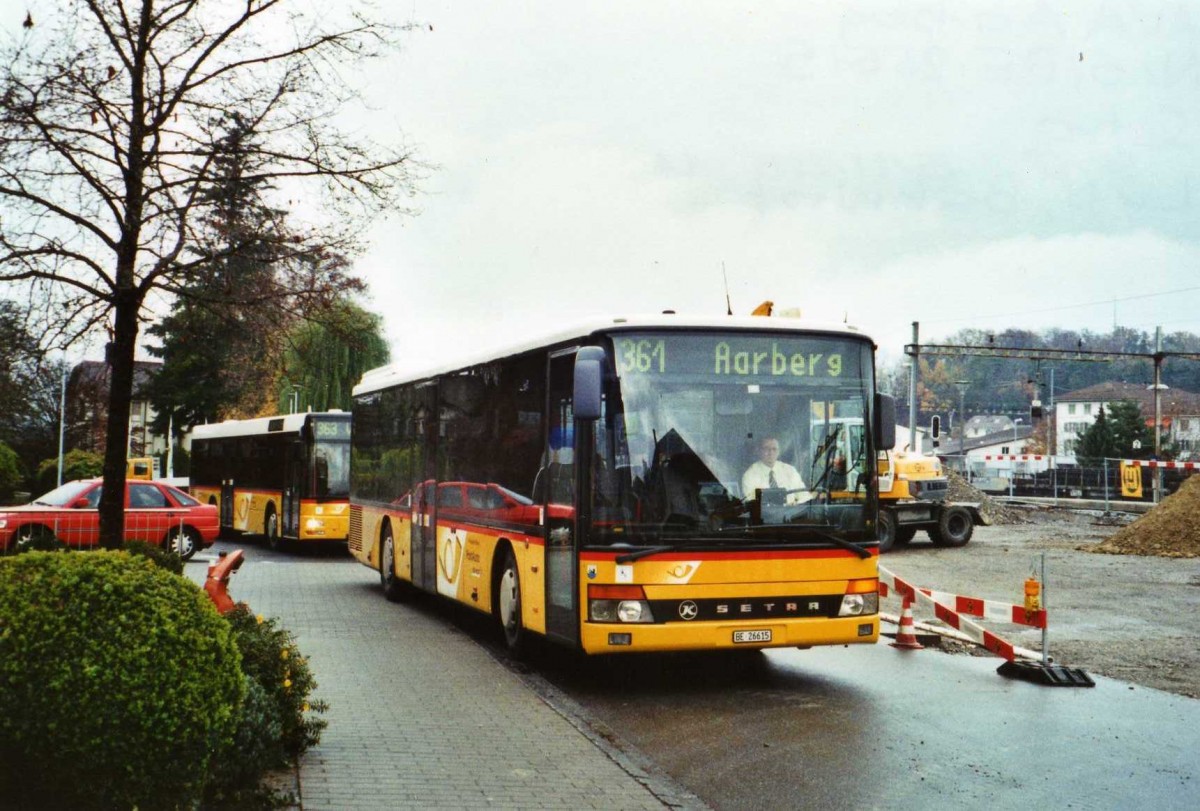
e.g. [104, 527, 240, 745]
[877, 511, 897, 553]
[929, 506, 973, 547]
[896, 526, 917, 545]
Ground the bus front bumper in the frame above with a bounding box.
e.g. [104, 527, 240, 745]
[579, 615, 879, 654]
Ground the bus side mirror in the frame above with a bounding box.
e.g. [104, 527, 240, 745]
[874, 393, 896, 451]
[574, 347, 605, 420]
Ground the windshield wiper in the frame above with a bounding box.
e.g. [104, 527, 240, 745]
[798, 527, 873, 559]
[611, 539, 738, 563]
[710, 523, 872, 559]
[614, 545, 676, 564]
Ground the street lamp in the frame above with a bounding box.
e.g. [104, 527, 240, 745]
[903, 362, 916, 452]
[955, 380, 970, 469]
[1010, 418, 1023, 497]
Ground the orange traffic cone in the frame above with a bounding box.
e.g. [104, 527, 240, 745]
[890, 594, 924, 650]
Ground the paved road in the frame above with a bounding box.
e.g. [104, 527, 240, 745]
[539, 643, 1200, 810]
[188, 542, 701, 810]
[191, 541, 1200, 810]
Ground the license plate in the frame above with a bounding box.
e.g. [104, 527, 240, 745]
[733, 629, 772, 644]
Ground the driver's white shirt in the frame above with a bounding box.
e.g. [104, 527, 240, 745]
[741, 461, 809, 504]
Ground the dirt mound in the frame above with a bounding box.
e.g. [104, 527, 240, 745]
[1090, 473, 1200, 558]
[946, 469, 1026, 525]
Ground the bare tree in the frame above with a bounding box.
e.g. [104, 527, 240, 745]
[0, 1, 418, 547]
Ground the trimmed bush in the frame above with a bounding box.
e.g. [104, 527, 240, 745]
[123, 538, 185, 575]
[205, 605, 328, 805]
[0, 551, 244, 810]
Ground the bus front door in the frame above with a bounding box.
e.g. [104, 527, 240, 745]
[220, 479, 235, 529]
[544, 351, 580, 645]
[410, 383, 439, 592]
[281, 440, 303, 539]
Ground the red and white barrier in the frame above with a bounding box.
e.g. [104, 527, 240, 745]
[1124, 460, 1199, 470]
[878, 566, 1043, 662]
[982, 454, 1045, 461]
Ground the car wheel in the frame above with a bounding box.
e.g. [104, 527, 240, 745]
[12, 525, 61, 554]
[930, 506, 974, 547]
[496, 547, 526, 655]
[380, 526, 408, 602]
[165, 527, 200, 561]
[877, 511, 896, 553]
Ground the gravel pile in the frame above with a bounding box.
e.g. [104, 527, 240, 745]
[946, 469, 1027, 525]
[1089, 473, 1200, 558]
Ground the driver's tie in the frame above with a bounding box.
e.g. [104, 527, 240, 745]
[768, 470, 778, 488]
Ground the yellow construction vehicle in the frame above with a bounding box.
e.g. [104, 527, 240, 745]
[818, 419, 982, 552]
[875, 445, 982, 552]
[126, 457, 157, 480]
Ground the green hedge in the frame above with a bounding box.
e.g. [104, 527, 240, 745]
[205, 605, 329, 805]
[0, 551, 245, 810]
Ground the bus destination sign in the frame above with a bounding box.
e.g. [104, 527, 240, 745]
[614, 334, 862, 381]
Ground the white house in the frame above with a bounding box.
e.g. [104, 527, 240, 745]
[1054, 382, 1200, 463]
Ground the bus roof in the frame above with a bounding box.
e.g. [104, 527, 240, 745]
[354, 313, 875, 397]
[189, 410, 348, 440]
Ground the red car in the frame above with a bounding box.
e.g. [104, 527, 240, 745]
[0, 479, 219, 561]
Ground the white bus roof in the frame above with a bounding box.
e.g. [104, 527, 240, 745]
[354, 313, 874, 397]
[189, 410, 348, 440]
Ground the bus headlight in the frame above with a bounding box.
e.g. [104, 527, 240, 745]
[587, 585, 655, 623]
[838, 592, 878, 616]
[589, 599, 654, 623]
[617, 600, 651, 623]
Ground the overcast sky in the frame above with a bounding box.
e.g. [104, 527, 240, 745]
[5, 2, 1199, 368]
[352, 1, 1199, 367]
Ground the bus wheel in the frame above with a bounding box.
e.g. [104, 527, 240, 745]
[930, 507, 973, 547]
[497, 547, 526, 655]
[877, 511, 897, 553]
[265, 507, 287, 552]
[164, 527, 200, 561]
[380, 526, 408, 602]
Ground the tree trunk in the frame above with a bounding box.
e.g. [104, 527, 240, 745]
[98, 288, 139, 549]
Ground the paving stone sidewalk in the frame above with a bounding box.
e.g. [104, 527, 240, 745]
[192, 546, 691, 810]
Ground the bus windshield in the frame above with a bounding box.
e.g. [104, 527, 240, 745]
[312, 418, 351, 499]
[590, 331, 876, 546]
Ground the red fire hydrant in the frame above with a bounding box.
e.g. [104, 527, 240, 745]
[204, 549, 245, 615]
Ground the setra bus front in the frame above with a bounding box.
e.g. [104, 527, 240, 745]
[565, 328, 894, 653]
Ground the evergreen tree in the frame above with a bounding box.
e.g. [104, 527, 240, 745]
[1107, 400, 1155, 460]
[1075, 405, 1116, 466]
[147, 114, 299, 432]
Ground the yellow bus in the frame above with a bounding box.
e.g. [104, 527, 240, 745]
[350, 315, 895, 654]
[189, 411, 351, 551]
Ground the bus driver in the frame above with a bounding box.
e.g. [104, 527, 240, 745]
[741, 437, 811, 505]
